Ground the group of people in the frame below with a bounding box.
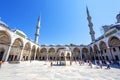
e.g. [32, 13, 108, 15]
[94, 60, 110, 69]
[77, 60, 111, 69]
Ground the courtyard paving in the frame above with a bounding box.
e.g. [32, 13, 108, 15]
[0, 61, 120, 80]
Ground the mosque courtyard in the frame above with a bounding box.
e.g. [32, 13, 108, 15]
[0, 61, 120, 80]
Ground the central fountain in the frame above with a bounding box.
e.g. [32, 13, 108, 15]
[58, 47, 72, 66]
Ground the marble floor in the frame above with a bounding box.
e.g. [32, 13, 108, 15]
[0, 61, 120, 80]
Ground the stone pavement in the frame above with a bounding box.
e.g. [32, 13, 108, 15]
[0, 61, 120, 80]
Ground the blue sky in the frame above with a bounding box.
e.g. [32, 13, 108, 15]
[0, 0, 120, 45]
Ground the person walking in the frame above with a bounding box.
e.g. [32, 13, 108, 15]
[106, 61, 110, 69]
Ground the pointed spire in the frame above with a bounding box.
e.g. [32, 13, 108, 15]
[37, 16, 40, 28]
[35, 16, 41, 44]
[86, 6, 89, 17]
[86, 6, 95, 42]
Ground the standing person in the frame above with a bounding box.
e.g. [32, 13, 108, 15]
[89, 60, 93, 68]
[106, 61, 110, 69]
[99, 60, 102, 69]
[0, 60, 2, 68]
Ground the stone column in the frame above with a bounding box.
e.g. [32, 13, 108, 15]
[108, 47, 114, 61]
[34, 49, 37, 60]
[93, 52, 96, 60]
[80, 52, 82, 60]
[19, 47, 24, 61]
[12, 55, 15, 61]
[2, 46, 9, 61]
[5, 44, 12, 62]
[28, 50, 32, 60]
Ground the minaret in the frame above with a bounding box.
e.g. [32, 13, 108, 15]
[86, 6, 95, 42]
[35, 16, 40, 44]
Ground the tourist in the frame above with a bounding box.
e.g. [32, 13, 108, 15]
[106, 61, 110, 69]
[89, 60, 93, 68]
[0, 60, 3, 68]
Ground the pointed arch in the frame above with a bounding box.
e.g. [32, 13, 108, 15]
[0, 30, 11, 45]
[73, 47, 80, 54]
[0, 30, 11, 61]
[82, 48, 88, 60]
[9, 38, 23, 61]
[39, 48, 47, 60]
[73, 47, 80, 60]
[108, 36, 120, 61]
[48, 48, 55, 54]
[93, 44, 99, 54]
[108, 36, 120, 47]
[40, 48, 47, 54]
[99, 41, 107, 54]
[22, 42, 31, 60]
